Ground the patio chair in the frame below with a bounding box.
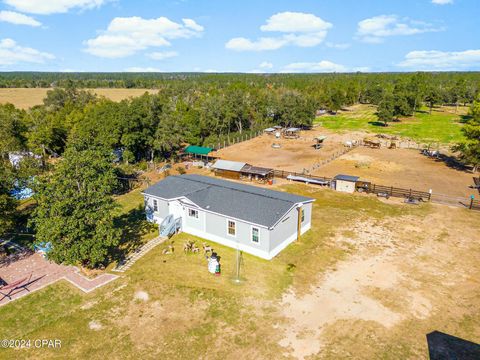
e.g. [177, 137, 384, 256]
[0, 273, 33, 301]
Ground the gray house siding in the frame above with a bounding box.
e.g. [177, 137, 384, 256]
[269, 202, 313, 255]
[200, 209, 270, 256]
[145, 196, 169, 223]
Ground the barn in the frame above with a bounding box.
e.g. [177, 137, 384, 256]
[142, 174, 314, 260]
[212, 160, 274, 183]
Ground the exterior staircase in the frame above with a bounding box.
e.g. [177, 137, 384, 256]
[113, 236, 167, 272]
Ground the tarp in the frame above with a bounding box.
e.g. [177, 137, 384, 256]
[287, 175, 330, 185]
[184, 145, 214, 155]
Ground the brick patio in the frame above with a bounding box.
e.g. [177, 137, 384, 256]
[0, 250, 118, 307]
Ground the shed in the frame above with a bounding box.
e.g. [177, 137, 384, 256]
[284, 127, 300, 139]
[212, 160, 246, 179]
[314, 135, 327, 149]
[264, 127, 276, 134]
[240, 164, 274, 183]
[182, 145, 217, 162]
[334, 174, 359, 193]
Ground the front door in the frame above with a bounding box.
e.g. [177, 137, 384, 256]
[169, 200, 184, 229]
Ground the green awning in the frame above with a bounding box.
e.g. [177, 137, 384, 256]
[184, 145, 214, 155]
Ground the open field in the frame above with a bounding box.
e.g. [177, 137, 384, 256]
[316, 104, 468, 144]
[0, 88, 159, 109]
[1, 181, 479, 359]
[216, 130, 366, 172]
[216, 128, 477, 198]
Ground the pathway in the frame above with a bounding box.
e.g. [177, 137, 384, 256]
[0, 250, 118, 307]
[113, 236, 166, 272]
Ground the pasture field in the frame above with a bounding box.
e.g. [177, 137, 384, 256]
[1, 176, 479, 359]
[216, 129, 476, 197]
[316, 104, 468, 144]
[0, 88, 159, 109]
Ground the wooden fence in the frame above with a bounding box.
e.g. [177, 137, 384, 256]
[207, 130, 263, 151]
[365, 184, 432, 201]
[273, 169, 432, 201]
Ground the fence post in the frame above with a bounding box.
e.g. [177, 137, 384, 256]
[390, 186, 393, 196]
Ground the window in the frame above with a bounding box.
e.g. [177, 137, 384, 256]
[252, 227, 259, 243]
[227, 220, 236, 236]
[188, 209, 198, 218]
[153, 199, 158, 212]
[301, 208, 305, 223]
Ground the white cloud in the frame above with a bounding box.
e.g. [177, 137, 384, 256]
[125, 67, 162, 72]
[260, 11, 332, 33]
[147, 51, 178, 60]
[398, 49, 480, 70]
[226, 12, 332, 52]
[4, 0, 107, 15]
[259, 61, 273, 69]
[84, 16, 203, 58]
[432, 0, 453, 4]
[0, 38, 54, 65]
[0, 10, 41, 26]
[356, 15, 443, 43]
[282, 60, 348, 73]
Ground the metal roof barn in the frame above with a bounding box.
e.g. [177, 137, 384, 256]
[212, 160, 246, 172]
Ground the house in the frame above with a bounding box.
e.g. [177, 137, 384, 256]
[212, 160, 274, 183]
[334, 174, 359, 193]
[142, 174, 314, 260]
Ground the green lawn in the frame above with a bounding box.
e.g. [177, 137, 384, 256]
[315, 105, 467, 144]
[0, 184, 441, 359]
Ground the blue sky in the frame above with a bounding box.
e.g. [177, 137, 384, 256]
[0, 0, 479, 72]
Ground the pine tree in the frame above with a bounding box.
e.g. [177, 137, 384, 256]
[453, 99, 480, 172]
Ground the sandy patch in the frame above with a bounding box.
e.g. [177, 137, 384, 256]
[89, 321, 103, 331]
[278, 219, 435, 359]
[134, 290, 149, 302]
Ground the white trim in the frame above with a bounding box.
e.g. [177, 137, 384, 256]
[269, 201, 313, 230]
[251, 225, 260, 244]
[188, 208, 199, 218]
[226, 219, 237, 237]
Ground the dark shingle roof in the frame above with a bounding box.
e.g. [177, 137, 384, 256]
[334, 174, 359, 182]
[143, 174, 314, 228]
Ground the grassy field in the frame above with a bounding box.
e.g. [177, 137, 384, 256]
[315, 104, 468, 144]
[1, 183, 479, 359]
[0, 88, 159, 109]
